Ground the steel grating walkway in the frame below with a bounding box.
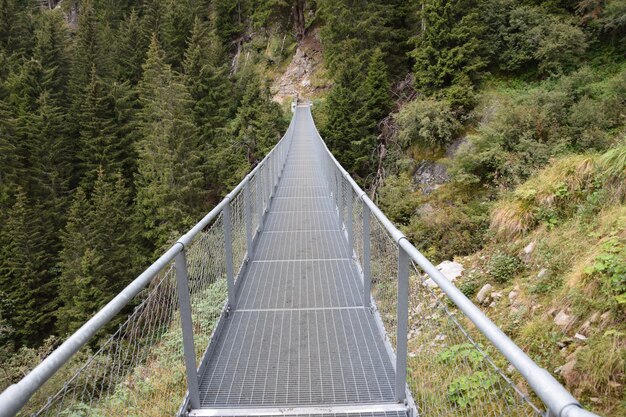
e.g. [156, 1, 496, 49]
[196, 107, 402, 417]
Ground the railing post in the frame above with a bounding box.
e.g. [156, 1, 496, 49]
[346, 182, 353, 254]
[174, 251, 201, 410]
[257, 165, 264, 232]
[223, 200, 236, 309]
[396, 244, 409, 403]
[362, 201, 371, 307]
[337, 171, 344, 224]
[244, 179, 253, 260]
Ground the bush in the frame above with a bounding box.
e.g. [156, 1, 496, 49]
[377, 174, 420, 225]
[488, 252, 523, 283]
[451, 66, 626, 190]
[395, 97, 462, 149]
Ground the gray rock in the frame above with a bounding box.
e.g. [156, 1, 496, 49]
[413, 160, 449, 194]
[423, 261, 464, 288]
[554, 310, 574, 330]
[508, 290, 519, 302]
[523, 241, 536, 255]
[477, 284, 492, 304]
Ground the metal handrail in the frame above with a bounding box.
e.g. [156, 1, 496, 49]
[0, 108, 298, 417]
[306, 104, 600, 417]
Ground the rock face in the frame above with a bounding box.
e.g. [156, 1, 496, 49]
[272, 32, 325, 104]
[477, 284, 492, 304]
[413, 160, 449, 194]
[423, 261, 464, 288]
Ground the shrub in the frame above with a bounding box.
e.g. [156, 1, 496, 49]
[488, 252, 523, 283]
[395, 97, 461, 149]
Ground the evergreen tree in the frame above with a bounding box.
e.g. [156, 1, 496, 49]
[322, 59, 366, 171]
[410, 0, 486, 108]
[115, 10, 147, 85]
[58, 171, 138, 334]
[0, 189, 57, 346]
[136, 36, 206, 248]
[351, 49, 391, 180]
[77, 66, 122, 191]
[183, 18, 233, 144]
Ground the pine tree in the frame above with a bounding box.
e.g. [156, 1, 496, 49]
[410, 0, 486, 108]
[183, 18, 233, 144]
[322, 58, 366, 171]
[351, 49, 391, 180]
[136, 36, 206, 248]
[58, 171, 139, 334]
[56, 187, 92, 334]
[77, 66, 122, 191]
[0, 189, 57, 346]
[115, 10, 147, 85]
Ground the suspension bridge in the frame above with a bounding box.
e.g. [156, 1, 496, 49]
[0, 103, 599, 417]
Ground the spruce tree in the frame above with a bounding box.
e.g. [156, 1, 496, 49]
[183, 18, 232, 144]
[322, 59, 366, 171]
[410, 0, 486, 108]
[58, 170, 139, 334]
[352, 49, 391, 181]
[0, 189, 57, 346]
[136, 36, 205, 248]
[77, 66, 121, 191]
[115, 10, 147, 85]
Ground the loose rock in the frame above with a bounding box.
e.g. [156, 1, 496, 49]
[477, 284, 492, 304]
[554, 310, 574, 330]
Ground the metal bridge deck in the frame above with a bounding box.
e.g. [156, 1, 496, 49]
[197, 107, 400, 416]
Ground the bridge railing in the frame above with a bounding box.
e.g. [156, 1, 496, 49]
[308, 105, 599, 417]
[0, 110, 297, 417]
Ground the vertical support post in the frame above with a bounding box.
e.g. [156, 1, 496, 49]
[174, 251, 201, 410]
[269, 155, 274, 199]
[337, 171, 344, 225]
[257, 165, 263, 232]
[346, 184, 353, 255]
[265, 162, 271, 212]
[223, 201, 236, 309]
[244, 179, 253, 260]
[396, 244, 409, 403]
[362, 201, 371, 307]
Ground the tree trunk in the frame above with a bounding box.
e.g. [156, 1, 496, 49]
[292, 0, 306, 41]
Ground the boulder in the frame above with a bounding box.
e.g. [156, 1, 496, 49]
[477, 284, 492, 304]
[523, 241, 536, 255]
[423, 261, 464, 288]
[554, 310, 574, 330]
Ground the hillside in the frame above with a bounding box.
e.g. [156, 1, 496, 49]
[0, 0, 624, 416]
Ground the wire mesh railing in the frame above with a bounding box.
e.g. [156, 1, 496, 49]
[0, 107, 296, 417]
[308, 104, 598, 417]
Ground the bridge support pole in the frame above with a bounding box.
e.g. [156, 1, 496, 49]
[244, 180, 253, 260]
[223, 201, 236, 310]
[396, 245, 409, 403]
[346, 183, 353, 255]
[362, 201, 371, 307]
[174, 251, 201, 410]
[257, 165, 264, 232]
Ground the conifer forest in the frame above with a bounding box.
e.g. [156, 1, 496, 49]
[0, 0, 625, 416]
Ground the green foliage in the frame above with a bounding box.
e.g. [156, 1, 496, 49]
[377, 174, 420, 225]
[319, 0, 414, 79]
[452, 66, 626, 189]
[58, 171, 140, 335]
[136, 36, 206, 248]
[584, 237, 626, 307]
[437, 343, 499, 409]
[395, 97, 461, 148]
[410, 0, 486, 110]
[487, 252, 523, 283]
[482, 1, 587, 75]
